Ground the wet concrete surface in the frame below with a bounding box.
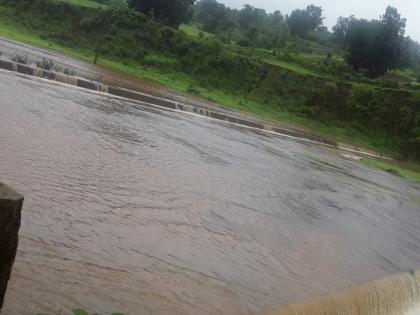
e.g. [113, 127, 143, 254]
[0, 72, 419, 314]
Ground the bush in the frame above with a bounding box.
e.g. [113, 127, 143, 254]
[237, 38, 252, 47]
[305, 82, 343, 118]
[343, 73, 352, 81]
[277, 51, 296, 63]
[379, 80, 400, 89]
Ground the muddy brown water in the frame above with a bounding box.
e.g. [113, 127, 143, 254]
[0, 72, 420, 315]
[0, 37, 309, 133]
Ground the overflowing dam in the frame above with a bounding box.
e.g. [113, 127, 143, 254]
[0, 71, 419, 314]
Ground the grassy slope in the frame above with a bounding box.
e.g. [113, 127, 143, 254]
[179, 23, 214, 39]
[361, 159, 420, 182]
[0, 2, 418, 175]
[0, 7, 89, 60]
[59, 0, 106, 8]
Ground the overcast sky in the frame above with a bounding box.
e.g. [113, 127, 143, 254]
[218, 0, 420, 42]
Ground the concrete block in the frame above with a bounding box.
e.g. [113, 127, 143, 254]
[0, 60, 14, 72]
[77, 79, 97, 91]
[0, 183, 23, 309]
[16, 64, 33, 76]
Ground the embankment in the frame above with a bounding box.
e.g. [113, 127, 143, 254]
[1, 59, 401, 161]
[270, 270, 420, 315]
[0, 182, 23, 309]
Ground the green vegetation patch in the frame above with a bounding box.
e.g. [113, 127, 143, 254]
[180, 23, 214, 39]
[361, 159, 420, 182]
[59, 0, 107, 9]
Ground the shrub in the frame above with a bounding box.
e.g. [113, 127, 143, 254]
[343, 73, 352, 81]
[237, 38, 251, 47]
[379, 80, 400, 89]
[278, 51, 296, 63]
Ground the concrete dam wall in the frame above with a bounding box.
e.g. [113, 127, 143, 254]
[269, 270, 420, 315]
[0, 182, 23, 309]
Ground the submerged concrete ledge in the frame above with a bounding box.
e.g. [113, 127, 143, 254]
[0, 182, 23, 309]
[0, 58, 349, 153]
[269, 270, 420, 315]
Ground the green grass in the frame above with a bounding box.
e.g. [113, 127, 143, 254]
[0, 7, 90, 60]
[390, 68, 417, 82]
[361, 159, 420, 182]
[250, 48, 336, 79]
[101, 59, 195, 91]
[180, 23, 214, 39]
[263, 56, 324, 77]
[59, 0, 107, 9]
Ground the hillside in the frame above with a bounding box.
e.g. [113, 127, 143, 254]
[0, 0, 419, 162]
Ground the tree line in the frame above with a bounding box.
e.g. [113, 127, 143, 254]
[333, 6, 420, 76]
[126, 0, 420, 78]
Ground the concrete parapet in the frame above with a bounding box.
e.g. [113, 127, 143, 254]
[0, 183, 23, 309]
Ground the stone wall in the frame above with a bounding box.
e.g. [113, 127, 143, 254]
[0, 182, 23, 309]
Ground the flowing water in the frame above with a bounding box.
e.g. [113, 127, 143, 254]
[0, 72, 420, 315]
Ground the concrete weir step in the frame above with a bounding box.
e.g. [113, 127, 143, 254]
[0, 58, 341, 149]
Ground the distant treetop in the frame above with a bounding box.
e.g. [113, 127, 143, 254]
[127, 0, 196, 27]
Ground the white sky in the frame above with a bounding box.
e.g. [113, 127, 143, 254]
[218, 0, 420, 42]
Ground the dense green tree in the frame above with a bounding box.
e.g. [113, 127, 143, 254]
[80, 7, 119, 64]
[336, 6, 407, 76]
[127, 0, 195, 27]
[332, 15, 355, 45]
[398, 37, 420, 68]
[380, 6, 406, 69]
[238, 4, 267, 31]
[344, 19, 381, 73]
[194, 0, 235, 33]
[270, 10, 284, 25]
[194, 1, 290, 49]
[287, 5, 324, 38]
